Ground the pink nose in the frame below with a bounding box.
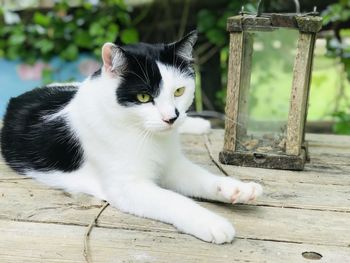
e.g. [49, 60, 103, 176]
[162, 109, 179, 125]
[163, 116, 178, 125]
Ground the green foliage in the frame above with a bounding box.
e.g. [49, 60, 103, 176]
[332, 111, 350, 134]
[0, 0, 139, 64]
[323, 0, 350, 134]
[197, 2, 255, 47]
[197, 1, 255, 110]
[322, 0, 350, 25]
[121, 28, 139, 44]
[323, 0, 350, 81]
[41, 68, 54, 85]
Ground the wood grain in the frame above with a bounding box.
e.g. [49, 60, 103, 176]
[286, 33, 315, 155]
[223, 32, 243, 152]
[2, 220, 349, 263]
[0, 127, 350, 262]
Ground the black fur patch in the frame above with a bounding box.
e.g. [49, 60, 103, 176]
[114, 42, 194, 107]
[116, 47, 162, 106]
[0, 86, 84, 174]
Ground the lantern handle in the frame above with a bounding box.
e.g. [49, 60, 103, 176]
[257, 0, 300, 16]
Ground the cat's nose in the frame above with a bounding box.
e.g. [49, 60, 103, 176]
[162, 108, 179, 125]
[163, 116, 178, 125]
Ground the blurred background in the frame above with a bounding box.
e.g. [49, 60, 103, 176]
[0, 0, 349, 134]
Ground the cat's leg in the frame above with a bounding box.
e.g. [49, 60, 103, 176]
[160, 157, 263, 204]
[104, 180, 235, 244]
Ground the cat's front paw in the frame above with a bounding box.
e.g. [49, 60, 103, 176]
[178, 117, 211, 134]
[217, 179, 263, 204]
[182, 213, 235, 244]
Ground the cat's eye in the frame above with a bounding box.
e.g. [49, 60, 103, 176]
[137, 93, 151, 103]
[174, 87, 185, 97]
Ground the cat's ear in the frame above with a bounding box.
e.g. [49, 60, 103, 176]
[101, 42, 126, 75]
[171, 30, 198, 61]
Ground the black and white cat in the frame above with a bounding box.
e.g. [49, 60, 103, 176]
[1, 31, 262, 244]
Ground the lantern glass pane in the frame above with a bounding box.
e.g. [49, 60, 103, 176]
[236, 28, 298, 154]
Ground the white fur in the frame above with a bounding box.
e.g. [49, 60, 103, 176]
[26, 60, 263, 244]
[46, 82, 81, 87]
[178, 117, 211, 134]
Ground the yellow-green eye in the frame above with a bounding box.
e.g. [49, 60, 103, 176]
[137, 93, 151, 103]
[174, 87, 185, 97]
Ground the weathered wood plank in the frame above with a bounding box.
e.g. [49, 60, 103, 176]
[2, 168, 350, 213]
[1, 220, 350, 263]
[181, 130, 350, 186]
[184, 130, 350, 160]
[1, 125, 350, 262]
[1, 178, 350, 247]
[186, 148, 350, 184]
[285, 31, 321, 156]
[227, 15, 323, 33]
[223, 32, 244, 152]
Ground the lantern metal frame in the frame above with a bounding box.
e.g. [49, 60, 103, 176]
[219, 9, 322, 170]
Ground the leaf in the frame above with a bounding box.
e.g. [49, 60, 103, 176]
[6, 45, 20, 60]
[206, 28, 226, 46]
[35, 39, 54, 54]
[120, 28, 139, 44]
[8, 33, 25, 45]
[93, 47, 101, 57]
[94, 36, 108, 46]
[332, 111, 350, 134]
[89, 22, 103, 36]
[42, 68, 54, 85]
[0, 0, 138, 63]
[116, 11, 130, 25]
[33, 12, 51, 27]
[107, 23, 119, 37]
[75, 30, 92, 48]
[60, 44, 78, 61]
[197, 10, 216, 32]
[333, 122, 350, 135]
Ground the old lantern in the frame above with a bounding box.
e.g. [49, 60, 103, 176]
[219, 2, 322, 170]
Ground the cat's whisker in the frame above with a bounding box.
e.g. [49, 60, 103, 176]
[132, 129, 146, 156]
[124, 70, 151, 88]
[223, 115, 246, 129]
[178, 56, 186, 70]
[144, 56, 151, 84]
[172, 45, 177, 68]
[130, 53, 150, 85]
[135, 129, 151, 156]
[123, 122, 146, 131]
[222, 115, 260, 148]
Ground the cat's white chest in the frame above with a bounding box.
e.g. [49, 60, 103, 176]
[81, 126, 177, 182]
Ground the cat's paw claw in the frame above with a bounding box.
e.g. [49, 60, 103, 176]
[249, 182, 263, 200]
[217, 180, 263, 204]
[230, 189, 240, 204]
[201, 217, 235, 244]
[181, 213, 235, 244]
[209, 221, 235, 244]
[249, 188, 256, 201]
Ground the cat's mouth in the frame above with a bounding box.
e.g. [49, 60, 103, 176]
[144, 122, 177, 133]
[143, 115, 185, 133]
[149, 125, 173, 133]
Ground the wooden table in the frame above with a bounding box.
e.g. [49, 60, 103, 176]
[1, 130, 350, 262]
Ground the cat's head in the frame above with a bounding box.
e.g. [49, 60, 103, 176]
[98, 31, 197, 133]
